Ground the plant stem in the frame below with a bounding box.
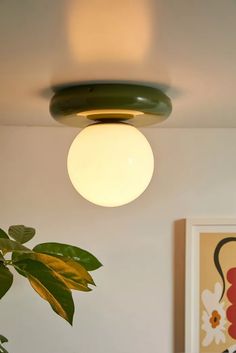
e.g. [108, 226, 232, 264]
[4, 260, 12, 266]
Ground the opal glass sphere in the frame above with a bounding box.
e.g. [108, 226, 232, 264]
[67, 123, 154, 207]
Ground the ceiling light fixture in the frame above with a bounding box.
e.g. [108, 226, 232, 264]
[50, 84, 172, 207]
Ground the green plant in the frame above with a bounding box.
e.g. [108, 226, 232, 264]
[0, 335, 8, 353]
[0, 225, 102, 325]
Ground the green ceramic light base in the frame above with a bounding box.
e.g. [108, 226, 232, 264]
[50, 83, 172, 128]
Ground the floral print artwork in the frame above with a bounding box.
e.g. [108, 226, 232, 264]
[200, 235, 236, 353]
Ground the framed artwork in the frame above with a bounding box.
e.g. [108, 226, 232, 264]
[185, 219, 236, 353]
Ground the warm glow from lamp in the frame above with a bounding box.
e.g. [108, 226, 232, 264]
[67, 123, 154, 207]
[67, 0, 151, 63]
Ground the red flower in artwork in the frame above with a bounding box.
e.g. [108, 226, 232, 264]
[226, 268, 236, 339]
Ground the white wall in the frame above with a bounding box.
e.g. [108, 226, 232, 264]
[0, 126, 236, 353]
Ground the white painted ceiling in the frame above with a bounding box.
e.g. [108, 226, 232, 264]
[0, 0, 236, 128]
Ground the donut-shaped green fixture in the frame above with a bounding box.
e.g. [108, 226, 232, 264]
[50, 84, 172, 128]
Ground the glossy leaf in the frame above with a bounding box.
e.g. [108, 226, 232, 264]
[33, 242, 102, 271]
[56, 257, 93, 291]
[0, 336, 8, 344]
[0, 264, 13, 299]
[8, 225, 35, 244]
[0, 239, 31, 254]
[14, 259, 74, 324]
[11, 252, 26, 277]
[0, 344, 8, 353]
[0, 229, 9, 239]
[13, 252, 94, 291]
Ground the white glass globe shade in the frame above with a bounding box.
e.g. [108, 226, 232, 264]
[67, 123, 154, 207]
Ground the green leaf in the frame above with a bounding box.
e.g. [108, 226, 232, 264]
[0, 336, 8, 344]
[33, 242, 102, 271]
[0, 230, 9, 258]
[8, 225, 35, 244]
[0, 343, 8, 353]
[0, 229, 9, 239]
[14, 259, 74, 324]
[13, 252, 94, 291]
[0, 239, 31, 254]
[11, 252, 26, 277]
[56, 257, 94, 291]
[0, 336, 8, 353]
[0, 264, 13, 299]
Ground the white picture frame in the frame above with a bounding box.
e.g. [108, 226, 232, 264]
[185, 218, 236, 353]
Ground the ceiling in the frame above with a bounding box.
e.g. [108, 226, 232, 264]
[0, 0, 236, 128]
